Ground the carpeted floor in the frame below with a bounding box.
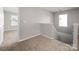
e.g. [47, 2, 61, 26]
[7, 35, 74, 51]
[1, 30, 18, 48]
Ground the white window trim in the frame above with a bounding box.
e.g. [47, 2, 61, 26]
[11, 15, 18, 26]
[59, 14, 68, 27]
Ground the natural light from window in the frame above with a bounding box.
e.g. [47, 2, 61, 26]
[59, 14, 68, 27]
[11, 15, 18, 26]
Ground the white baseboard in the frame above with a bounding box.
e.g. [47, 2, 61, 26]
[4, 29, 17, 32]
[41, 34, 55, 40]
[17, 34, 41, 42]
[17, 33, 56, 43]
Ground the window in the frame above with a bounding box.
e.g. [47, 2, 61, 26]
[59, 14, 68, 27]
[11, 15, 18, 26]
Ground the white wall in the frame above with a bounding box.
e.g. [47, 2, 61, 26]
[0, 8, 4, 26]
[54, 8, 79, 34]
[40, 12, 58, 39]
[19, 8, 40, 39]
[54, 8, 79, 44]
[0, 8, 4, 46]
[19, 7, 57, 40]
[4, 11, 18, 31]
[40, 24, 58, 39]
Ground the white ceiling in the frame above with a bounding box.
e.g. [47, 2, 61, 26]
[3, 7, 75, 13]
[42, 7, 75, 12]
[4, 7, 19, 13]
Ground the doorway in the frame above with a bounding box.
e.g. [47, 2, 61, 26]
[2, 7, 19, 48]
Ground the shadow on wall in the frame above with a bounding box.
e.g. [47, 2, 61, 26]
[57, 32, 73, 45]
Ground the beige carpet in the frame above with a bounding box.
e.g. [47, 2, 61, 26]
[1, 30, 18, 48]
[6, 35, 74, 51]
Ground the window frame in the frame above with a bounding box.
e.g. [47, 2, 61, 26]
[59, 14, 68, 27]
[11, 15, 18, 26]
